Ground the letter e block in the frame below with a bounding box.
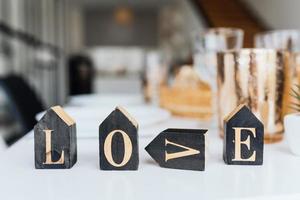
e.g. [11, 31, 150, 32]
[223, 104, 264, 165]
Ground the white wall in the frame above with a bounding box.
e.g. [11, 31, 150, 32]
[158, 0, 206, 62]
[242, 0, 300, 29]
[180, 0, 206, 32]
[84, 8, 158, 47]
[65, 4, 85, 53]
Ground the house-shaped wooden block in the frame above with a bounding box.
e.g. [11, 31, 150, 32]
[223, 104, 264, 165]
[34, 106, 77, 169]
[99, 106, 139, 170]
[145, 128, 206, 171]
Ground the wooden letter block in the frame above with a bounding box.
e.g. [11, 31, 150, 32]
[223, 104, 264, 165]
[34, 106, 77, 169]
[99, 106, 139, 170]
[145, 129, 206, 171]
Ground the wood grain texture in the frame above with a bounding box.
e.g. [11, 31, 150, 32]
[223, 105, 264, 165]
[145, 129, 206, 171]
[99, 107, 139, 170]
[34, 106, 77, 169]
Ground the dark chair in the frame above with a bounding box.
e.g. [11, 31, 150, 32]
[68, 54, 94, 95]
[0, 74, 44, 145]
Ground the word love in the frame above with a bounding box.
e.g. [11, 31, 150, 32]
[34, 104, 264, 171]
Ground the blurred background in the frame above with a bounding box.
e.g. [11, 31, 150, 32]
[0, 0, 299, 148]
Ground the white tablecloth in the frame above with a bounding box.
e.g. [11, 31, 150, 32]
[0, 95, 300, 200]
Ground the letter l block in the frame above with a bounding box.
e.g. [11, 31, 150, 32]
[34, 106, 77, 169]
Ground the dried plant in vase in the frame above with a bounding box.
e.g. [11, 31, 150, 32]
[284, 85, 300, 156]
[289, 85, 300, 112]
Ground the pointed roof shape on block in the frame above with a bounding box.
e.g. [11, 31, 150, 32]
[100, 106, 138, 129]
[224, 104, 263, 127]
[50, 106, 75, 126]
[36, 105, 75, 128]
[116, 106, 138, 128]
[224, 104, 246, 122]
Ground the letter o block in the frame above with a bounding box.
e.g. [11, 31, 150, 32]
[99, 107, 139, 170]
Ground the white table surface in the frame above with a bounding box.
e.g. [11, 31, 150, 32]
[1, 95, 300, 200]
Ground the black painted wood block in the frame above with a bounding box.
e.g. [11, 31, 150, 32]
[34, 106, 77, 169]
[99, 106, 139, 170]
[145, 128, 206, 171]
[223, 104, 264, 165]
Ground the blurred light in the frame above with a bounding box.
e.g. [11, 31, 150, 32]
[114, 6, 134, 26]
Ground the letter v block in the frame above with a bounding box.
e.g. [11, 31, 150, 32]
[34, 106, 77, 169]
[223, 104, 264, 165]
[145, 129, 206, 171]
[99, 106, 139, 170]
